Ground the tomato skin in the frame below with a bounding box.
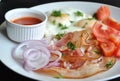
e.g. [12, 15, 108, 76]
[100, 40, 116, 57]
[96, 6, 110, 21]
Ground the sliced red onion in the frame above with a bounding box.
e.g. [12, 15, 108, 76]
[23, 53, 49, 70]
[12, 39, 63, 71]
[12, 40, 51, 71]
[23, 47, 50, 60]
[46, 50, 62, 67]
[23, 47, 50, 70]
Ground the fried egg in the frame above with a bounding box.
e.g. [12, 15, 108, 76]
[45, 8, 93, 37]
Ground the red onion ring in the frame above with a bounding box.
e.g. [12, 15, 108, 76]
[46, 50, 62, 67]
[12, 39, 62, 71]
[12, 40, 50, 71]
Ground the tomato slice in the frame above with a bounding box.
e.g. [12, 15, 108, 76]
[96, 6, 120, 32]
[114, 45, 120, 58]
[96, 6, 110, 21]
[92, 22, 111, 41]
[100, 40, 116, 57]
[109, 31, 120, 45]
[93, 22, 120, 45]
[103, 17, 120, 31]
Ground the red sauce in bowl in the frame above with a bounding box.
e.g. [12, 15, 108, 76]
[12, 17, 42, 25]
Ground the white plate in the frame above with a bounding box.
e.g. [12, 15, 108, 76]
[0, 1, 120, 81]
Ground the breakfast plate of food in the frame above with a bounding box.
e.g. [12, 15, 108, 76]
[0, 1, 120, 81]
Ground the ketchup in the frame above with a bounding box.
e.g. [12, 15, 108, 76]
[12, 17, 42, 25]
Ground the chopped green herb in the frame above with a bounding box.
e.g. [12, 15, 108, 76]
[58, 23, 63, 27]
[62, 53, 68, 57]
[67, 42, 76, 50]
[70, 21, 74, 23]
[55, 33, 65, 40]
[58, 23, 68, 30]
[54, 76, 61, 79]
[81, 22, 88, 28]
[74, 11, 83, 16]
[61, 26, 68, 30]
[62, 53, 65, 57]
[86, 17, 94, 20]
[94, 50, 101, 54]
[54, 73, 63, 79]
[52, 20, 56, 25]
[92, 13, 97, 19]
[51, 10, 61, 17]
[105, 61, 113, 68]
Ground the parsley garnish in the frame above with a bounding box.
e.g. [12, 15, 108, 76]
[54, 76, 61, 79]
[86, 18, 94, 20]
[70, 21, 74, 23]
[54, 73, 63, 79]
[67, 42, 76, 50]
[58, 23, 63, 27]
[105, 61, 113, 68]
[74, 11, 83, 16]
[52, 20, 56, 25]
[58, 23, 68, 30]
[62, 53, 68, 57]
[55, 33, 65, 40]
[51, 10, 61, 17]
[81, 22, 88, 28]
[94, 50, 101, 54]
[92, 13, 97, 19]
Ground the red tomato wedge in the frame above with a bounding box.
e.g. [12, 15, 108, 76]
[92, 22, 111, 41]
[92, 22, 120, 57]
[103, 17, 120, 31]
[96, 6, 120, 32]
[100, 40, 116, 57]
[109, 31, 120, 45]
[96, 6, 110, 21]
[114, 45, 120, 58]
[93, 22, 120, 45]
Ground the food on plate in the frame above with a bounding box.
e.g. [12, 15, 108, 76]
[12, 5, 120, 79]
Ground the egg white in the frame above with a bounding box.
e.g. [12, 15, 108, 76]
[45, 8, 93, 37]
